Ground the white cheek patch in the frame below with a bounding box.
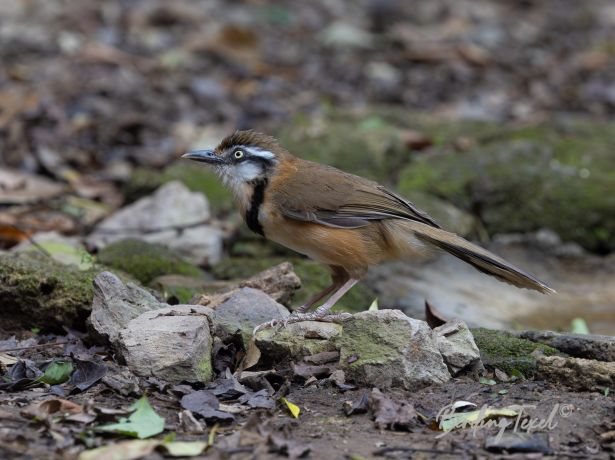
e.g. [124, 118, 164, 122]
[235, 161, 263, 181]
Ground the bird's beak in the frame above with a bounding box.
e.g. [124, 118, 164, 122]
[181, 149, 226, 164]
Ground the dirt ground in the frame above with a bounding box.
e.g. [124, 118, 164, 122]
[1, 331, 614, 460]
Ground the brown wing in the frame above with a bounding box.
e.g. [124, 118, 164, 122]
[271, 159, 440, 229]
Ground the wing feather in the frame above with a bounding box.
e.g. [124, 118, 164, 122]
[272, 159, 440, 229]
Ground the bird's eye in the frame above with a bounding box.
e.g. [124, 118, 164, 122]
[233, 150, 244, 159]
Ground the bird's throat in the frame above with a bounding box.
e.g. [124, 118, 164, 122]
[245, 178, 268, 236]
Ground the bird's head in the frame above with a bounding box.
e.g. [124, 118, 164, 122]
[182, 130, 284, 190]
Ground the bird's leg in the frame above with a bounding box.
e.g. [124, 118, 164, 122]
[310, 278, 358, 317]
[294, 282, 338, 314]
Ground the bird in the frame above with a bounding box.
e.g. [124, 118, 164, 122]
[182, 130, 554, 326]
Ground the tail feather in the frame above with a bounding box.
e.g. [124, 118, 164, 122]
[411, 226, 555, 294]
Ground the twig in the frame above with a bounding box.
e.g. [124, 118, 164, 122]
[0, 340, 71, 353]
[7, 224, 52, 258]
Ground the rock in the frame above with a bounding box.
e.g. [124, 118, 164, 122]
[0, 253, 98, 330]
[118, 304, 214, 383]
[97, 239, 204, 285]
[124, 163, 234, 213]
[213, 288, 290, 346]
[255, 321, 342, 363]
[434, 320, 482, 375]
[88, 272, 164, 349]
[339, 310, 450, 389]
[471, 328, 559, 377]
[516, 330, 615, 362]
[193, 262, 301, 307]
[485, 433, 552, 454]
[366, 237, 615, 334]
[397, 120, 615, 253]
[12, 232, 94, 270]
[536, 355, 615, 391]
[150, 274, 214, 304]
[406, 192, 476, 237]
[212, 257, 375, 313]
[88, 181, 224, 265]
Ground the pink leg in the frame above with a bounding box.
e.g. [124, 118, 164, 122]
[312, 278, 359, 316]
[295, 282, 338, 313]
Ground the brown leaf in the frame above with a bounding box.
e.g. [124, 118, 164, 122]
[369, 388, 418, 431]
[425, 300, 448, 329]
[22, 398, 83, 419]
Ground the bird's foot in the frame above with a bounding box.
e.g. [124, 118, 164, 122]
[253, 311, 352, 335]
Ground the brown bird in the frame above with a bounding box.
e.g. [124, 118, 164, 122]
[183, 130, 554, 324]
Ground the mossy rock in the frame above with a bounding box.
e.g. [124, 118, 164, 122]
[471, 327, 559, 377]
[211, 257, 376, 313]
[398, 120, 615, 253]
[275, 111, 414, 184]
[124, 163, 233, 213]
[97, 239, 204, 285]
[0, 253, 100, 331]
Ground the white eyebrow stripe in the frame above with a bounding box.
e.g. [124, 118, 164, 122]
[242, 146, 276, 160]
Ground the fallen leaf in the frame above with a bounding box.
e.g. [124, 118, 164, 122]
[479, 377, 497, 386]
[368, 299, 379, 311]
[22, 398, 83, 419]
[36, 361, 73, 385]
[98, 395, 165, 439]
[162, 441, 208, 457]
[68, 358, 107, 392]
[239, 338, 261, 371]
[425, 300, 448, 329]
[180, 390, 235, 423]
[343, 391, 370, 416]
[369, 388, 417, 430]
[79, 440, 159, 460]
[0, 353, 18, 366]
[439, 406, 518, 432]
[571, 318, 590, 334]
[279, 397, 300, 418]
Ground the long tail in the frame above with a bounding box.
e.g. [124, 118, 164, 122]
[392, 221, 555, 294]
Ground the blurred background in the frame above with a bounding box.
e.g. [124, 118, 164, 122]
[1, 0, 614, 333]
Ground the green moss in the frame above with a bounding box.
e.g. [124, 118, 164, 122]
[0, 253, 100, 330]
[398, 123, 615, 253]
[471, 327, 559, 377]
[97, 239, 204, 285]
[196, 355, 213, 382]
[211, 257, 375, 313]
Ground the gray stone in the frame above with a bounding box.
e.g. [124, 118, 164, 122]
[88, 271, 164, 349]
[88, 181, 223, 265]
[213, 288, 290, 346]
[434, 320, 483, 375]
[255, 321, 342, 363]
[536, 355, 615, 391]
[339, 310, 450, 389]
[516, 330, 615, 362]
[119, 304, 215, 383]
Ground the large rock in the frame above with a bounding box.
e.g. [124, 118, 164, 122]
[339, 310, 450, 389]
[471, 328, 559, 376]
[255, 321, 342, 363]
[434, 320, 482, 375]
[0, 253, 98, 330]
[193, 262, 301, 307]
[88, 271, 164, 349]
[213, 288, 290, 346]
[119, 304, 215, 383]
[536, 355, 615, 392]
[88, 181, 223, 265]
[97, 239, 204, 285]
[516, 330, 615, 362]
[397, 120, 615, 253]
